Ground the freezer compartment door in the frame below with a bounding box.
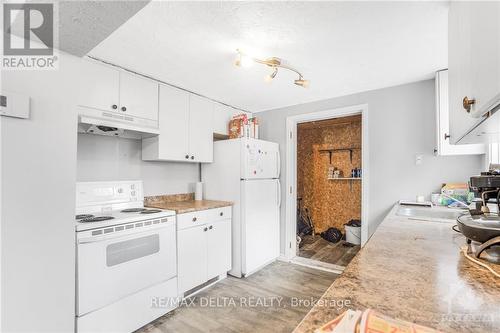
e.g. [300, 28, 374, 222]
[241, 179, 280, 275]
[241, 139, 280, 179]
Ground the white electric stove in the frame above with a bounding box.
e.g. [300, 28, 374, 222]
[75, 181, 178, 333]
[75, 180, 176, 231]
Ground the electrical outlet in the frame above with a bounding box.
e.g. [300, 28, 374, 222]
[415, 154, 423, 165]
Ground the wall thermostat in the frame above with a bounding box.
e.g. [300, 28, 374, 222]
[0, 91, 30, 119]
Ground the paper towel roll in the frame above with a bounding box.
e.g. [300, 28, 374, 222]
[195, 182, 203, 201]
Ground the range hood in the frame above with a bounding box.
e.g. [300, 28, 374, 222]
[78, 114, 160, 140]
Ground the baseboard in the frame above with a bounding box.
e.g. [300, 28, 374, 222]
[277, 254, 290, 262]
[182, 272, 228, 298]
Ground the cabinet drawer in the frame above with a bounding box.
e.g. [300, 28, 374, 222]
[177, 210, 211, 230]
[208, 206, 232, 222]
[177, 207, 232, 230]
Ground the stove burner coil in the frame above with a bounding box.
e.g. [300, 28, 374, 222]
[79, 216, 115, 223]
[140, 209, 162, 214]
[121, 208, 147, 213]
[76, 214, 94, 220]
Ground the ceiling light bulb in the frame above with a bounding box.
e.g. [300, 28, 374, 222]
[265, 68, 278, 82]
[294, 78, 310, 88]
[239, 54, 253, 68]
[235, 50, 253, 68]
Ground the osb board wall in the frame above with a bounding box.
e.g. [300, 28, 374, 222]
[297, 115, 362, 234]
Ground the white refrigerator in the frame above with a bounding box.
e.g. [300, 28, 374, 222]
[203, 138, 281, 277]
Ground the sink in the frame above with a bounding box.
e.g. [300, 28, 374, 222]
[396, 206, 466, 221]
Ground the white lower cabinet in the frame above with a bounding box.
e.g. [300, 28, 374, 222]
[177, 207, 232, 295]
[177, 224, 208, 293]
[207, 219, 231, 278]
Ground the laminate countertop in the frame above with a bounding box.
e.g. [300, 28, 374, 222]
[294, 204, 500, 333]
[146, 199, 232, 214]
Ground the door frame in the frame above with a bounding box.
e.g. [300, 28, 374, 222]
[284, 104, 369, 260]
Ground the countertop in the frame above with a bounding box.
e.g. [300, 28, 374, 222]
[294, 204, 500, 333]
[145, 199, 232, 214]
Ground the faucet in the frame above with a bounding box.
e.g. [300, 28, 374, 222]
[440, 192, 469, 209]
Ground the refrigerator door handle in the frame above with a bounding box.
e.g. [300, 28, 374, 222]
[277, 179, 281, 208]
[276, 150, 281, 178]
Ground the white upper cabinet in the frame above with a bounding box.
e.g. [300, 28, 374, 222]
[142, 85, 214, 163]
[77, 60, 159, 127]
[469, 2, 500, 118]
[448, 1, 500, 144]
[119, 72, 159, 121]
[213, 103, 237, 135]
[78, 60, 120, 113]
[435, 70, 485, 155]
[189, 95, 214, 163]
[143, 84, 189, 161]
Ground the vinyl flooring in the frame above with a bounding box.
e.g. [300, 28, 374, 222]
[297, 234, 360, 267]
[136, 261, 338, 333]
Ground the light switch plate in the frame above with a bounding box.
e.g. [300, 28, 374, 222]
[0, 91, 30, 119]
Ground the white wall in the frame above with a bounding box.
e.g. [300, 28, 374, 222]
[77, 134, 199, 196]
[1, 45, 200, 331]
[257, 79, 484, 254]
[1, 51, 80, 332]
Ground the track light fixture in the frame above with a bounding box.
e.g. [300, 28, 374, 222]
[235, 49, 310, 88]
[265, 67, 278, 83]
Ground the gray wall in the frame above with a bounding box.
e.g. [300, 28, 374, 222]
[257, 79, 484, 254]
[77, 134, 199, 196]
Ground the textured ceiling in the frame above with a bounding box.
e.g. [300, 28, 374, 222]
[89, 1, 448, 112]
[5, 1, 149, 57]
[59, 1, 150, 56]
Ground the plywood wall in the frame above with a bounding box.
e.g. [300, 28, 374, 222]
[297, 115, 362, 234]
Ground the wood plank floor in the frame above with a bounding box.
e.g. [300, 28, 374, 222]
[298, 235, 360, 267]
[136, 261, 338, 333]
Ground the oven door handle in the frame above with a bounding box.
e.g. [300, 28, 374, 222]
[77, 225, 170, 244]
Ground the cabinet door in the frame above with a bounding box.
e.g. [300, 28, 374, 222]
[469, 2, 500, 118]
[448, 1, 476, 143]
[78, 60, 120, 113]
[188, 94, 214, 163]
[177, 225, 207, 294]
[435, 70, 485, 155]
[119, 71, 159, 121]
[206, 219, 231, 279]
[213, 104, 234, 135]
[157, 84, 190, 161]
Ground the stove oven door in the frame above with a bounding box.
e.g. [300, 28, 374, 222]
[76, 221, 176, 316]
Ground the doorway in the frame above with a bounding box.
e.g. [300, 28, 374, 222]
[284, 104, 369, 270]
[296, 114, 362, 267]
